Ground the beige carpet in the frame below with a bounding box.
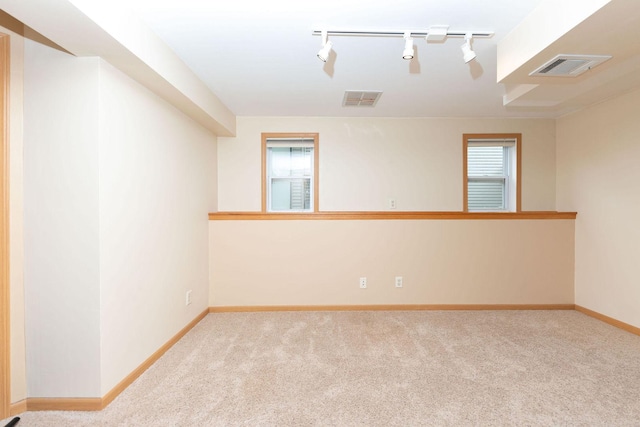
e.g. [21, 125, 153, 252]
[5, 310, 640, 426]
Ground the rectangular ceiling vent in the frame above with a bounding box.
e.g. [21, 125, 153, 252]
[530, 54, 612, 77]
[343, 91, 382, 107]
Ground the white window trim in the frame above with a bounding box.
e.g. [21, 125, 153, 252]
[262, 133, 319, 213]
[467, 143, 513, 212]
[463, 134, 521, 213]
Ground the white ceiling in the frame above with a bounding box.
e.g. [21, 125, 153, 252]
[126, 0, 549, 118]
[4, 0, 638, 127]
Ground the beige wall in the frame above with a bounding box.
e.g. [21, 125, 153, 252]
[22, 39, 217, 398]
[97, 60, 216, 395]
[557, 87, 640, 329]
[214, 116, 564, 310]
[24, 40, 102, 398]
[218, 117, 556, 212]
[210, 219, 575, 307]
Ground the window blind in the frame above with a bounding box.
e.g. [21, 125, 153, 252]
[466, 139, 515, 147]
[266, 138, 315, 148]
[468, 180, 504, 210]
[467, 146, 506, 177]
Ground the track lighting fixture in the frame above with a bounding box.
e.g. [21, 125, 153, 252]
[402, 32, 414, 60]
[312, 28, 492, 66]
[317, 30, 333, 62]
[461, 33, 477, 63]
[425, 25, 448, 42]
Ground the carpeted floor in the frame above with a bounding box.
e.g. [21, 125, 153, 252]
[5, 310, 640, 426]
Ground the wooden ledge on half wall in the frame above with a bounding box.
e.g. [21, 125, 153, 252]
[208, 211, 577, 221]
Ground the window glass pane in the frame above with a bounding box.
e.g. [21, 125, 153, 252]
[268, 145, 313, 211]
[270, 147, 312, 177]
[468, 146, 505, 177]
[293, 147, 312, 177]
[468, 180, 504, 210]
[271, 179, 291, 210]
[270, 178, 310, 211]
[290, 178, 310, 210]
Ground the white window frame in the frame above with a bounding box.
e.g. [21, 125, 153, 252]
[262, 133, 319, 213]
[463, 134, 521, 213]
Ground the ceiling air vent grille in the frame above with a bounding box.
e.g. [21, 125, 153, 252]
[343, 91, 383, 107]
[530, 54, 612, 77]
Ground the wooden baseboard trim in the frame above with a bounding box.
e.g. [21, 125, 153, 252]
[101, 308, 209, 409]
[575, 305, 640, 337]
[26, 398, 102, 412]
[20, 309, 209, 413]
[209, 304, 576, 313]
[9, 399, 27, 416]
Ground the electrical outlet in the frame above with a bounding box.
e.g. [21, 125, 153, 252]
[186, 290, 192, 305]
[359, 277, 367, 289]
[395, 276, 403, 288]
[389, 198, 396, 209]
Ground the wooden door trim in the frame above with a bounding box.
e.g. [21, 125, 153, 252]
[0, 31, 11, 420]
